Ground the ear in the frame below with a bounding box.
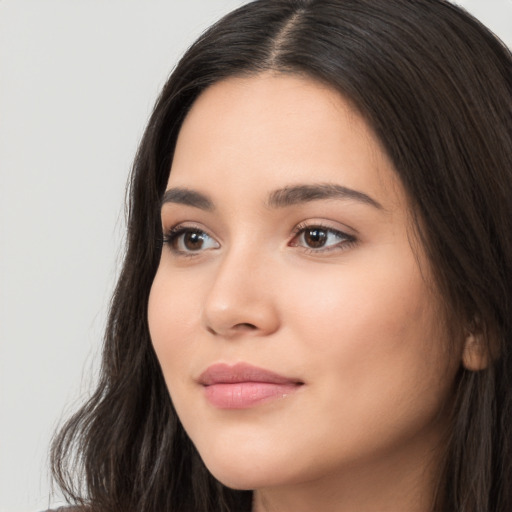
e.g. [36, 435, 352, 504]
[461, 331, 489, 371]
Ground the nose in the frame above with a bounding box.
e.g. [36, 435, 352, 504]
[202, 246, 280, 338]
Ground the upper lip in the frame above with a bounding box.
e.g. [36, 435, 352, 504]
[198, 362, 303, 386]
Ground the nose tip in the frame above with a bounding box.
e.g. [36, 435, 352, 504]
[204, 298, 278, 338]
[202, 260, 280, 338]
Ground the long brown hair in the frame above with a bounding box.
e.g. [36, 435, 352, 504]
[51, 1, 512, 510]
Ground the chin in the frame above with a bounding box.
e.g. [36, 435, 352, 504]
[198, 446, 291, 490]
[209, 469, 284, 491]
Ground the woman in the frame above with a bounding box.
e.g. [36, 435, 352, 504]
[51, 0, 512, 511]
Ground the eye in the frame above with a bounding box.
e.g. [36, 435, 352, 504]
[290, 224, 356, 252]
[163, 226, 220, 255]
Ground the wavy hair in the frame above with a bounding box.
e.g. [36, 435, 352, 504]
[51, 1, 512, 511]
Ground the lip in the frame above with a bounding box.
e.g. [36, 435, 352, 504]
[198, 363, 303, 409]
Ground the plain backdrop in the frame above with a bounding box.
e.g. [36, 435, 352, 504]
[0, 1, 510, 511]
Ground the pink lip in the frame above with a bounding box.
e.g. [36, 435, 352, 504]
[198, 363, 303, 409]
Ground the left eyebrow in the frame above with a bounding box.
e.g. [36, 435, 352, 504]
[266, 183, 384, 210]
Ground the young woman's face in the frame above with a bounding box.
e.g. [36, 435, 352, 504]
[148, 74, 460, 497]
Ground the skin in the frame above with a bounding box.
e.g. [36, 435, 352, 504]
[148, 73, 465, 512]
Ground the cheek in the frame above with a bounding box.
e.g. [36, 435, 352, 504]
[286, 252, 435, 349]
[274, 258, 456, 468]
[284, 251, 453, 408]
[147, 265, 202, 381]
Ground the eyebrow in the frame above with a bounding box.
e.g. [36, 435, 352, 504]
[267, 183, 384, 210]
[161, 187, 214, 211]
[161, 183, 383, 211]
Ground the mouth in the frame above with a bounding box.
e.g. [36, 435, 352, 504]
[198, 362, 304, 409]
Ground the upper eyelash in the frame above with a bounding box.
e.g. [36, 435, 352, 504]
[162, 225, 192, 245]
[291, 222, 351, 238]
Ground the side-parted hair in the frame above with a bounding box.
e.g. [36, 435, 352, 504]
[51, 1, 512, 511]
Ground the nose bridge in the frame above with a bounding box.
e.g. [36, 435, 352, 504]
[202, 238, 279, 337]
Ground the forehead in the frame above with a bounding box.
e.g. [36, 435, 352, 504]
[168, 73, 404, 212]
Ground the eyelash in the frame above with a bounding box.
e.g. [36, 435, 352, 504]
[162, 222, 357, 257]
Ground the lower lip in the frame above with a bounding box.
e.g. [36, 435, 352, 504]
[203, 382, 300, 409]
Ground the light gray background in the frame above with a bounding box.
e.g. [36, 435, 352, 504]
[0, 1, 510, 511]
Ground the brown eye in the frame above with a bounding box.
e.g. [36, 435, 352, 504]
[183, 231, 206, 251]
[290, 225, 355, 253]
[164, 227, 220, 254]
[303, 228, 328, 248]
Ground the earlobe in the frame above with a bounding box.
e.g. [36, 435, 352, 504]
[461, 331, 489, 371]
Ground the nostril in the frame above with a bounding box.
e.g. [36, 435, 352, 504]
[206, 323, 257, 336]
[234, 323, 257, 331]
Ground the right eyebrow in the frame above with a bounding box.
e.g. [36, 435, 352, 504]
[160, 187, 214, 211]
